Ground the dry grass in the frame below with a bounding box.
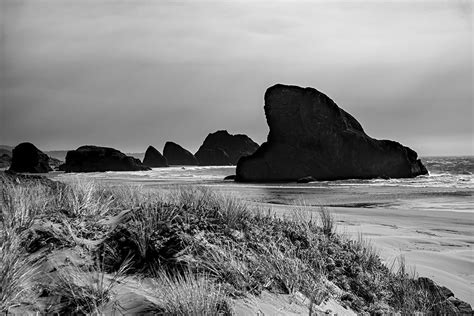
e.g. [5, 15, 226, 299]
[1, 180, 49, 233]
[48, 256, 130, 314]
[0, 233, 42, 313]
[352, 233, 381, 272]
[145, 270, 232, 315]
[0, 176, 45, 313]
[318, 206, 335, 237]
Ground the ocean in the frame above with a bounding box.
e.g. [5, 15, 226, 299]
[52, 156, 474, 213]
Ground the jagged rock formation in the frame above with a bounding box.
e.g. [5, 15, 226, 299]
[236, 84, 428, 182]
[142, 146, 168, 167]
[195, 130, 259, 166]
[59, 145, 150, 172]
[8, 142, 52, 173]
[163, 142, 198, 166]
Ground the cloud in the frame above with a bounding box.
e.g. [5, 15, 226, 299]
[1, 0, 472, 155]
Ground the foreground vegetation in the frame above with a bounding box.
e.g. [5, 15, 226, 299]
[0, 171, 470, 314]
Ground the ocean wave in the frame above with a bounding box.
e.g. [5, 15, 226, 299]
[54, 159, 474, 190]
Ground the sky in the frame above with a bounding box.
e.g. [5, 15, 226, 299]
[1, 0, 472, 156]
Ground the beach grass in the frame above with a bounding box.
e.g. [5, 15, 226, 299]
[0, 172, 464, 314]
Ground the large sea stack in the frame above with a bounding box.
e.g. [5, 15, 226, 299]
[195, 130, 259, 166]
[59, 145, 150, 172]
[142, 146, 168, 167]
[163, 142, 198, 165]
[9, 142, 52, 173]
[236, 84, 428, 182]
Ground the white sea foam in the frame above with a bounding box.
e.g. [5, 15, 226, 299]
[52, 157, 474, 214]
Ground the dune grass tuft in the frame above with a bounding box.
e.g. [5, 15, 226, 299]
[48, 256, 130, 314]
[145, 270, 232, 315]
[318, 206, 335, 237]
[0, 233, 42, 313]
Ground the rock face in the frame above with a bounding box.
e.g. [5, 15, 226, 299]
[195, 130, 259, 166]
[236, 84, 428, 182]
[142, 146, 168, 168]
[59, 145, 150, 172]
[9, 142, 52, 173]
[163, 142, 198, 166]
[195, 148, 231, 166]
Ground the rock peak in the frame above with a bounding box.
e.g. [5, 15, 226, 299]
[163, 142, 198, 166]
[143, 145, 168, 168]
[9, 142, 52, 173]
[195, 130, 259, 165]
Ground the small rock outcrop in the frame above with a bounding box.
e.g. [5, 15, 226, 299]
[195, 130, 259, 166]
[142, 146, 168, 167]
[9, 142, 52, 173]
[59, 145, 150, 172]
[236, 84, 428, 182]
[163, 142, 198, 166]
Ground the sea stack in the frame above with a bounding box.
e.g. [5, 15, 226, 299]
[142, 146, 168, 167]
[236, 84, 428, 182]
[9, 142, 52, 173]
[195, 130, 259, 166]
[59, 145, 150, 172]
[163, 142, 198, 166]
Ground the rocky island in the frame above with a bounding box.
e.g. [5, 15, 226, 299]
[236, 84, 428, 182]
[142, 145, 168, 168]
[163, 141, 198, 166]
[8, 142, 52, 173]
[59, 145, 150, 172]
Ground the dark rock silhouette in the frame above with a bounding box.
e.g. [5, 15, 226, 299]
[195, 148, 231, 166]
[59, 145, 150, 172]
[236, 84, 428, 182]
[9, 142, 52, 173]
[142, 146, 168, 167]
[163, 142, 198, 165]
[195, 130, 259, 165]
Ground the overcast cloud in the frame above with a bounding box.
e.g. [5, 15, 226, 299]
[1, 0, 472, 156]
